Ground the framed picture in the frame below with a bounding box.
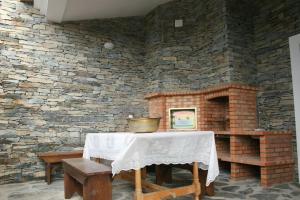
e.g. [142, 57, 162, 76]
[169, 108, 197, 130]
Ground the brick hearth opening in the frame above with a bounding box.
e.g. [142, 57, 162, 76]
[146, 84, 294, 187]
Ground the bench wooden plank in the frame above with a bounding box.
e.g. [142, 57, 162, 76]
[63, 158, 112, 176]
[38, 150, 83, 184]
[63, 158, 112, 200]
[38, 150, 83, 163]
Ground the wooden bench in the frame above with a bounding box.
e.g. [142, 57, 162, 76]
[63, 158, 112, 200]
[38, 150, 83, 184]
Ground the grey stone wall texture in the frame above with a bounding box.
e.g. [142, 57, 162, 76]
[225, 0, 257, 85]
[144, 0, 230, 92]
[0, 0, 299, 184]
[0, 0, 147, 183]
[254, 0, 300, 131]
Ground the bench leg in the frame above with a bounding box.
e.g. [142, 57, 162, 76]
[83, 175, 112, 200]
[155, 164, 172, 185]
[199, 169, 214, 196]
[45, 163, 52, 185]
[64, 172, 82, 199]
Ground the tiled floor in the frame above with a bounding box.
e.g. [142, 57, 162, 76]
[0, 170, 300, 200]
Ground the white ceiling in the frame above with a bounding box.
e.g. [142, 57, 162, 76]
[34, 0, 173, 23]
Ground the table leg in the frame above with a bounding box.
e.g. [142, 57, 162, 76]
[135, 169, 143, 200]
[193, 162, 201, 200]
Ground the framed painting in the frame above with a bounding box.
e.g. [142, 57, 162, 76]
[169, 108, 197, 130]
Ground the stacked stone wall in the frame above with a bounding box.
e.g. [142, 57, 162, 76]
[144, 0, 230, 93]
[254, 0, 300, 131]
[0, 0, 146, 184]
[225, 0, 257, 85]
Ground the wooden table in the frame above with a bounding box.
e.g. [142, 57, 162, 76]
[134, 162, 201, 200]
[155, 164, 215, 197]
[83, 132, 219, 200]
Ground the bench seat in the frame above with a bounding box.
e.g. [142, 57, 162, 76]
[38, 150, 83, 184]
[63, 158, 112, 200]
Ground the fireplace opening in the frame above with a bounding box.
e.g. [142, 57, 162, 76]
[205, 96, 229, 132]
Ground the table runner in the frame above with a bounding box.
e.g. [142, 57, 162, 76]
[83, 131, 219, 186]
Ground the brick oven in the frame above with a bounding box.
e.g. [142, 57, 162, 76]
[146, 84, 294, 187]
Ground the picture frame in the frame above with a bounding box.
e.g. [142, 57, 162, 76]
[169, 107, 197, 130]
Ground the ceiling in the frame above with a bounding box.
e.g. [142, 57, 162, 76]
[34, 0, 173, 23]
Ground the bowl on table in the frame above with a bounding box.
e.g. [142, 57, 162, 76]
[128, 117, 161, 133]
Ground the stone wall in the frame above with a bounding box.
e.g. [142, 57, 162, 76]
[225, 0, 257, 85]
[225, 0, 299, 130]
[144, 0, 230, 93]
[0, 0, 146, 184]
[254, 0, 300, 131]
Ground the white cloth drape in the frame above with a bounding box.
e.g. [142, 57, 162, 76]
[83, 131, 219, 186]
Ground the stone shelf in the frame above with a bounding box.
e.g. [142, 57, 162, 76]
[218, 150, 293, 167]
[218, 153, 260, 166]
[218, 152, 231, 162]
[215, 131, 231, 135]
[233, 155, 261, 166]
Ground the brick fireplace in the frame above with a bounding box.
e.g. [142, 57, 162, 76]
[146, 84, 294, 187]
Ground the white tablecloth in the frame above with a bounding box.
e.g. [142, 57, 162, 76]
[83, 131, 219, 186]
